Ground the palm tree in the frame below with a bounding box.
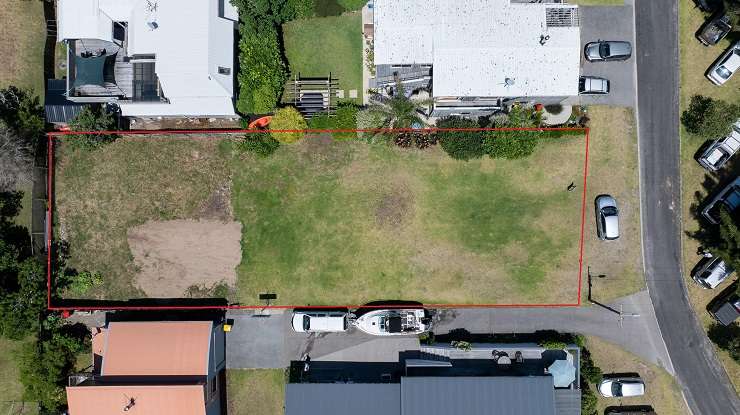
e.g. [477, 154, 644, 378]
[369, 80, 432, 129]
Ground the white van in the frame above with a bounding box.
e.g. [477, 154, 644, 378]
[291, 311, 348, 333]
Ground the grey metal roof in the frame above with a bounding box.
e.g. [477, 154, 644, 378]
[401, 377, 557, 415]
[285, 383, 401, 415]
[554, 389, 582, 415]
[45, 79, 87, 124]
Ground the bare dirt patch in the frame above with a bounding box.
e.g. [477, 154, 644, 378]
[375, 185, 413, 228]
[128, 219, 242, 298]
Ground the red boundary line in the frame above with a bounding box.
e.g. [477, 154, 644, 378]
[46, 127, 590, 311]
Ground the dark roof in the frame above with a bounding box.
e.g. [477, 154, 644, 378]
[713, 297, 740, 326]
[45, 79, 87, 124]
[554, 389, 581, 415]
[286, 383, 400, 415]
[401, 377, 556, 415]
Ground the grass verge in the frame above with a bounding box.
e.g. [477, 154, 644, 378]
[227, 369, 284, 415]
[282, 13, 363, 103]
[678, 0, 740, 394]
[0, 0, 46, 93]
[0, 338, 38, 415]
[585, 336, 688, 415]
[581, 107, 644, 303]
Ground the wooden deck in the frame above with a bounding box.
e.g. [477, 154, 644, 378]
[70, 39, 133, 98]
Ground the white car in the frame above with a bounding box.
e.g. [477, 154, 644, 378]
[698, 120, 740, 171]
[707, 41, 740, 85]
[596, 195, 620, 240]
[598, 377, 645, 398]
[291, 311, 348, 333]
[579, 76, 610, 95]
[691, 255, 734, 289]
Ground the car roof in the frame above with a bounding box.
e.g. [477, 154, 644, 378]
[699, 258, 733, 287]
[723, 50, 740, 72]
[620, 381, 645, 395]
[606, 41, 631, 54]
[604, 215, 619, 239]
[305, 314, 346, 331]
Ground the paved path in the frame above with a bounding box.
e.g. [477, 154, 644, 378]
[635, 0, 740, 413]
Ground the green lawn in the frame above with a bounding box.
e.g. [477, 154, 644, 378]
[282, 13, 363, 103]
[231, 134, 586, 305]
[678, 0, 740, 394]
[227, 370, 284, 415]
[0, 0, 46, 94]
[0, 338, 38, 415]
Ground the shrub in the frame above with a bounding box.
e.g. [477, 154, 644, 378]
[66, 105, 117, 150]
[356, 108, 388, 143]
[65, 271, 103, 296]
[580, 348, 603, 384]
[483, 130, 539, 159]
[681, 95, 740, 138]
[437, 117, 484, 160]
[239, 132, 280, 157]
[270, 106, 308, 143]
[308, 112, 332, 129]
[236, 20, 288, 114]
[708, 322, 740, 362]
[538, 339, 567, 350]
[332, 103, 360, 141]
[451, 340, 472, 351]
[419, 331, 436, 345]
[581, 384, 598, 415]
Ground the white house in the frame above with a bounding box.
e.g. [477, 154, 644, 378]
[55, 0, 238, 118]
[370, 0, 581, 117]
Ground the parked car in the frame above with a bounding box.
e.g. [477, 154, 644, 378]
[707, 41, 740, 85]
[691, 255, 734, 289]
[695, 0, 724, 13]
[579, 76, 610, 94]
[595, 195, 620, 240]
[698, 120, 740, 171]
[701, 176, 740, 225]
[710, 294, 740, 326]
[584, 40, 632, 61]
[598, 377, 645, 398]
[291, 311, 348, 333]
[697, 12, 732, 46]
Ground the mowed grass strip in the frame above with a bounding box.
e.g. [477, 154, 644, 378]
[282, 13, 363, 102]
[227, 370, 284, 415]
[55, 137, 230, 299]
[231, 133, 586, 305]
[0, 0, 46, 92]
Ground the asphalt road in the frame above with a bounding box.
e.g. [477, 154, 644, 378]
[635, 1, 740, 413]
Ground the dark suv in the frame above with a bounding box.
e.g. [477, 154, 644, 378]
[697, 12, 732, 46]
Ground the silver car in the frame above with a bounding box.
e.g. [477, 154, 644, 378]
[598, 377, 645, 398]
[596, 195, 620, 240]
[691, 255, 734, 289]
[579, 76, 610, 95]
[584, 40, 632, 62]
[707, 41, 740, 85]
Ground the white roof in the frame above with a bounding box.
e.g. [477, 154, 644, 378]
[57, 0, 236, 117]
[373, 0, 581, 97]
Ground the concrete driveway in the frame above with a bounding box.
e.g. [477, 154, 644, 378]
[577, 2, 637, 107]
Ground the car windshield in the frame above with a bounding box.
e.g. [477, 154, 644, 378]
[611, 382, 622, 397]
[602, 206, 618, 216]
[717, 66, 732, 79]
[600, 43, 610, 57]
[303, 315, 310, 331]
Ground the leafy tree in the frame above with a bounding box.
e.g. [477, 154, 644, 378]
[437, 117, 484, 160]
[270, 106, 308, 143]
[66, 105, 117, 150]
[681, 95, 740, 139]
[694, 207, 740, 295]
[707, 322, 740, 362]
[0, 86, 44, 140]
[239, 132, 280, 157]
[0, 123, 33, 192]
[0, 258, 46, 340]
[236, 20, 288, 114]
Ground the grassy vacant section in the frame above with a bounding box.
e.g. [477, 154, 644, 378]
[231, 133, 585, 305]
[582, 107, 643, 302]
[282, 13, 362, 102]
[0, 338, 38, 415]
[585, 336, 688, 415]
[0, 0, 46, 93]
[227, 370, 284, 415]
[678, 1, 740, 393]
[55, 137, 230, 299]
